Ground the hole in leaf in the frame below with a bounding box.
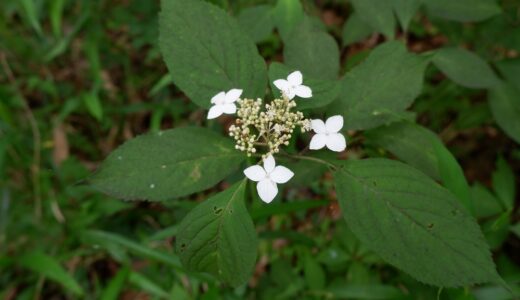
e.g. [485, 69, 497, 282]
[213, 206, 223, 215]
[427, 223, 434, 229]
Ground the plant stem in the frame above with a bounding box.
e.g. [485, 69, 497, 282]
[280, 153, 338, 170]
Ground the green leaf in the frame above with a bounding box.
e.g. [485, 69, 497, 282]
[83, 92, 103, 121]
[330, 42, 428, 130]
[471, 183, 504, 219]
[20, 0, 42, 36]
[432, 138, 473, 215]
[303, 252, 325, 290]
[176, 180, 257, 287]
[365, 121, 442, 180]
[365, 122, 474, 213]
[391, 0, 421, 31]
[18, 251, 84, 296]
[362, 120, 475, 216]
[326, 284, 403, 299]
[424, 0, 501, 22]
[272, 0, 304, 42]
[100, 266, 130, 300]
[268, 62, 340, 110]
[350, 0, 395, 39]
[128, 271, 169, 298]
[492, 156, 515, 210]
[251, 199, 328, 220]
[496, 59, 520, 90]
[159, 0, 267, 108]
[149, 74, 172, 97]
[432, 48, 500, 89]
[511, 223, 520, 239]
[342, 13, 374, 47]
[90, 127, 245, 201]
[284, 17, 340, 80]
[82, 230, 182, 269]
[49, 0, 65, 37]
[489, 82, 520, 144]
[237, 5, 275, 43]
[283, 156, 329, 186]
[482, 211, 511, 249]
[334, 158, 499, 287]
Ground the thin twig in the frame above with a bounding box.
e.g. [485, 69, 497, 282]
[0, 53, 42, 221]
[280, 153, 338, 171]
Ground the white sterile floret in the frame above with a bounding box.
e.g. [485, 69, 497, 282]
[309, 115, 347, 152]
[243, 155, 294, 203]
[273, 71, 312, 100]
[207, 89, 243, 119]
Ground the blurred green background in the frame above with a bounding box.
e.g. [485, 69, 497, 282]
[1, 0, 519, 299]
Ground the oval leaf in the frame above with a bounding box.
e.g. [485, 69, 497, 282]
[90, 127, 245, 201]
[342, 13, 374, 47]
[433, 48, 500, 89]
[284, 17, 340, 80]
[391, 0, 421, 31]
[425, 0, 501, 22]
[350, 0, 395, 39]
[272, 0, 304, 42]
[329, 41, 429, 130]
[159, 0, 267, 108]
[176, 180, 257, 287]
[334, 158, 499, 287]
[237, 5, 275, 43]
[496, 58, 520, 89]
[268, 62, 340, 110]
[432, 138, 473, 215]
[365, 121, 443, 180]
[489, 82, 520, 144]
[366, 122, 473, 213]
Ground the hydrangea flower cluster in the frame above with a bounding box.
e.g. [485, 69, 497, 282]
[228, 96, 311, 158]
[207, 71, 347, 203]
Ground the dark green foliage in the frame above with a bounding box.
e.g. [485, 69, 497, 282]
[90, 127, 245, 201]
[2, 0, 520, 298]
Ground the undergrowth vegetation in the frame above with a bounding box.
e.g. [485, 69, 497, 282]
[1, 0, 519, 299]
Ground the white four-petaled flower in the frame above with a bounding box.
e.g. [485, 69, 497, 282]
[243, 155, 294, 203]
[309, 115, 346, 152]
[207, 89, 242, 119]
[273, 71, 312, 100]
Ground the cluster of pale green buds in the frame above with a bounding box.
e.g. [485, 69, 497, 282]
[228, 96, 311, 158]
[207, 71, 346, 203]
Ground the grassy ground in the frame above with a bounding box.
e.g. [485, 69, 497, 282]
[1, 0, 519, 299]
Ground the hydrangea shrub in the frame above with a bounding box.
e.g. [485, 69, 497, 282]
[90, 0, 511, 289]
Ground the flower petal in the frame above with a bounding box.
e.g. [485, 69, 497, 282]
[257, 179, 278, 203]
[285, 88, 296, 100]
[287, 71, 303, 86]
[207, 105, 223, 119]
[244, 165, 266, 182]
[325, 115, 344, 133]
[263, 155, 276, 173]
[225, 89, 242, 103]
[294, 85, 312, 98]
[270, 166, 294, 184]
[211, 91, 226, 104]
[311, 119, 326, 134]
[220, 103, 237, 114]
[326, 133, 347, 152]
[273, 79, 290, 91]
[309, 133, 327, 150]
